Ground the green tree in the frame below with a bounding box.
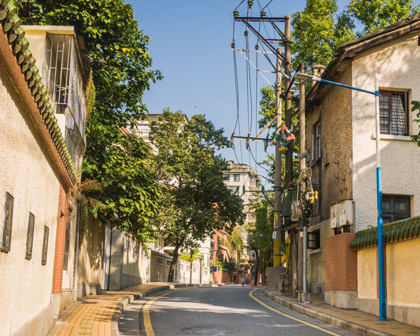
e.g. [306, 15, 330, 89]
[149, 110, 245, 282]
[292, 0, 419, 70]
[348, 0, 419, 35]
[16, 0, 163, 241]
[228, 226, 243, 263]
[292, 0, 356, 70]
[411, 101, 420, 145]
[248, 197, 274, 283]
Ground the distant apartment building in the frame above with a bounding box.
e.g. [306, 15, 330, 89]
[223, 161, 262, 263]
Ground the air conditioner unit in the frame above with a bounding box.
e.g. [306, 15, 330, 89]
[339, 200, 354, 227]
[330, 203, 339, 228]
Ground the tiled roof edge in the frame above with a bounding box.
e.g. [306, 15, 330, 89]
[0, 0, 77, 184]
[350, 216, 420, 250]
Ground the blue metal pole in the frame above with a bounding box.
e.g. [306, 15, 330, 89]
[375, 74, 386, 320]
[320, 78, 376, 96]
[377, 167, 386, 320]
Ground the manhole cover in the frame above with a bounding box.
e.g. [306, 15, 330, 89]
[193, 329, 233, 335]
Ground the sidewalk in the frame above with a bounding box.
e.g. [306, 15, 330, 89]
[47, 282, 190, 336]
[265, 289, 420, 336]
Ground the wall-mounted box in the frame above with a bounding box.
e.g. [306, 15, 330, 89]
[330, 203, 339, 229]
[339, 200, 354, 227]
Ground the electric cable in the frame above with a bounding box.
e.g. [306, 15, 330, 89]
[248, 146, 272, 176]
[234, 0, 246, 11]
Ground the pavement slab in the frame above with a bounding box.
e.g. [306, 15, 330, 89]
[47, 282, 176, 336]
[265, 289, 420, 336]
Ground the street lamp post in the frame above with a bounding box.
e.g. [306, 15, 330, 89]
[295, 72, 386, 321]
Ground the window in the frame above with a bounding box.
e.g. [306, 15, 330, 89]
[26, 213, 35, 260]
[2, 192, 14, 253]
[308, 230, 320, 249]
[379, 91, 409, 136]
[230, 186, 239, 194]
[124, 234, 131, 251]
[383, 195, 411, 224]
[223, 174, 230, 181]
[41, 226, 49, 265]
[233, 174, 240, 182]
[312, 123, 321, 162]
[166, 259, 171, 267]
[156, 256, 163, 265]
[63, 221, 70, 270]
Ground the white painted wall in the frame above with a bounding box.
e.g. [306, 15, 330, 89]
[0, 64, 61, 335]
[352, 31, 420, 231]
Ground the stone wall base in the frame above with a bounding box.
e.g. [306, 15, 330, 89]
[14, 303, 55, 336]
[267, 267, 286, 292]
[358, 298, 420, 328]
[325, 290, 357, 309]
[77, 282, 104, 297]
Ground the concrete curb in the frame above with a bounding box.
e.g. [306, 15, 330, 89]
[264, 290, 392, 336]
[111, 284, 219, 336]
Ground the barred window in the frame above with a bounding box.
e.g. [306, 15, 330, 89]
[383, 195, 411, 224]
[26, 213, 35, 260]
[379, 91, 409, 136]
[2, 192, 14, 253]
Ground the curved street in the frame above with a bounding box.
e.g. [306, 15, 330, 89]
[119, 286, 357, 336]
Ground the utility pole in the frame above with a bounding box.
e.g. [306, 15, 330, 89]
[299, 63, 310, 303]
[284, 16, 293, 188]
[273, 48, 282, 267]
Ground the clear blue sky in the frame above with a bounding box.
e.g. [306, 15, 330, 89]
[128, 0, 348, 186]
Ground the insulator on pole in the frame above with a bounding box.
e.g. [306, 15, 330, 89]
[260, 10, 266, 18]
[255, 44, 259, 50]
[231, 42, 235, 48]
[233, 10, 239, 17]
[244, 30, 248, 37]
[248, 0, 253, 8]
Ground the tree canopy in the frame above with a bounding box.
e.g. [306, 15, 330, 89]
[16, 0, 163, 241]
[247, 197, 274, 276]
[149, 110, 245, 281]
[292, 0, 419, 69]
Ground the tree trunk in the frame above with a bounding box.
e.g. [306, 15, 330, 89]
[167, 244, 180, 282]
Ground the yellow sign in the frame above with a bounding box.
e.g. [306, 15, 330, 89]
[274, 212, 278, 221]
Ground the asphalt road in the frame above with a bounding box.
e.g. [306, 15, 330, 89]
[119, 285, 357, 336]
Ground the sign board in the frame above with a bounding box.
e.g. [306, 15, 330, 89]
[212, 266, 217, 272]
[272, 231, 277, 240]
[274, 212, 278, 221]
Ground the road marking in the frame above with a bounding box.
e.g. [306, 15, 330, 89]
[249, 289, 341, 336]
[143, 288, 188, 336]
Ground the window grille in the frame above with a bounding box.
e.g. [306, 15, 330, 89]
[41, 226, 49, 265]
[379, 91, 409, 136]
[2, 192, 14, 253]
[26, 213, 35, 260]
[308, 230, 320, 249]
[383, 195, 411, 223]
[44, 34, 86, 172]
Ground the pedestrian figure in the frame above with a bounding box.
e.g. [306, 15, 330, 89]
[241, 276, 245, 286]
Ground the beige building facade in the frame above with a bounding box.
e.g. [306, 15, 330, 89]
[305, 13, 420, 317]
[0, 8, 86, 336]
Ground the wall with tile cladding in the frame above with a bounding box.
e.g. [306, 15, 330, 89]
[0, 63, 60, 335]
